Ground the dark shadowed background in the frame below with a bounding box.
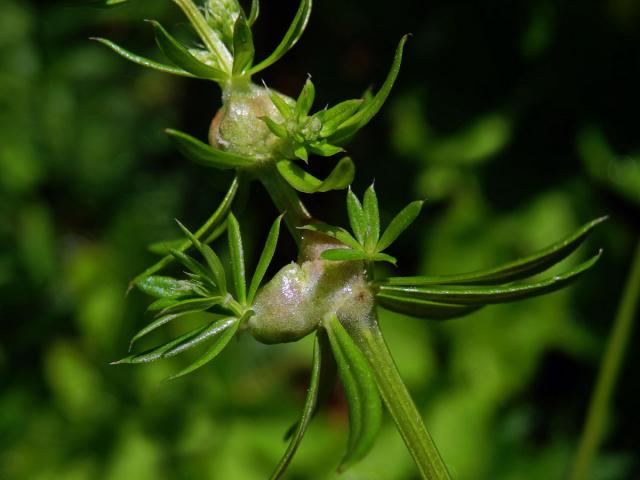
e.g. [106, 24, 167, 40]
[1, 0, 639, 478]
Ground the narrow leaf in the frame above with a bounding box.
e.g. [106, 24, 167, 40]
[266, 87, 293, 118]
[318, 99, 364, 137]
[376, 200, 423, 252]
[169, 249, 210, 280]
[248, 215, 283, 304]
[385, 216, 608, 286]
[166, 128, 255, 169]
[91, 38, 196, 77]
[298, 223, 361, 250]
[249, 0, 312, 74]
[295, 78, 315, 119]
[363, 184, 380, 251]
[147, 238, 184, 255]
[276, 157, 355, 194]
[137, 275, 194, 299]
[227, 213, 247, 304]
[325, 315, 382, 470]
[149, 21, 228, 81]
[261, 116, 289, 138]
[159, 296, 224, 317]
[248, 0, 260, 26]
[377, 251, 602, 305]
[321, 248, 369, 262]
[372, 252, 397, 265]
[346, 187, 366, 244]
[130, 307, 216, 349]
[232, 12, 255, 75]
[376, 293, 483, 320]
[270, 333, 323, 479]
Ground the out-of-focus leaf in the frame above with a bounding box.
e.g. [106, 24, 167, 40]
[232, 13, 254, 75]
[377, 200, 423, 252]
[249, 0, 312, 74]
[276, 157, 354, 193]
[248, 215, 282, 303]
[147, 238, 184, 255]
[227, 214, 246, 304]
[91, 38, 196, 77]
[165, 129, 255, 169]
[325, 315, 382, 470]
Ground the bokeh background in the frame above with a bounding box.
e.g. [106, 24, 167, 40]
[1, 0, 639, 479]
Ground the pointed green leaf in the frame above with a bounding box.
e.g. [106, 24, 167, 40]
[169, 249, 210, 280]
[298, 223, 361, 250]
[249, 0, 312, 74]
[147, 238, 184, 255]
[321, 248, 369, 262]
[159, 296, 224, 317]
[363, 184, 380, 251]
[372, 252, 397, 265]
[227, 213, 246, 304]
[293, 145, 309, 162]
[376, 200, 423, 252]
[232, 12, 255, 75]
[376, 294, 483, 320]
[325, 315, 382, 470]
[147, 297, 181, 312]
[385, 216, 608, 286]
[149, 21, 228, 81]
[261, 116, 289, 138]
[137, 275, 195, 299]
[346, 188, 366, 244]
[248, 215, 283, 304]
[266, 87, 293, 118]
[166, 128, 255, 169]
[377, 251, 602, 305]
[318, 99, 364, 137]
[329, 36, 408, 145]
[91, 38, 196, 77]
[276, 157, 355, 194]
[295, 78, 315, 119]
[129, 177, 239, 289]
[167, 316, 240, 379]
[270, 333, 323, 480]
[307, 142, 344, 157]
[248, 0, 260, 26]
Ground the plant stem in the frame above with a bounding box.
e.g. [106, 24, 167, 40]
[172, 0, 233, 72]
[350, 314, 452, 480]
[569, 237, 640, 480]
[257, 163, 312, 245]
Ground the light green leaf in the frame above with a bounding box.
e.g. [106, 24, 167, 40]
[377, 251, 602, 305]
[329, 36, 408, 145]
[363, 184, 380, 252]
[376, 200, 423, 252]
[376, 294, 483, 320]
[293, 145, 309, 162]
[165, 128, 255, 169]
[318, 99, 363, 136]
[325, 315, 382, 470]
[158, 296, 224, 317]
[346, 187, 366, 244]
[372, 252, 397, 265]
[227, 213, 247, 304]
[307, 142, 344, 157]
[276, 157, 355, 193]
[261, 116, 289, 138]
[384, 216, 607, 286]
[91, 38, 196, 77]
[248, 215, 283, 304]
[321, 248, 369, 262]
[270, 333, 323, 479]
[298, 223, 361, 250]
[232, 12, 255, 75]
[266, 88, 293, 118]
[248, 0, 260, 26]
[295, 78, 315, 119]
[149, 21, 228, 81]
[249, 0, 312, 74]
[137, 275, 194, 299]
[147, 238, 184, 255]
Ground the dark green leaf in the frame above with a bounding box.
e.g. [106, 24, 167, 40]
[158, 296, 224, 317]
[130, 307, 216, 350]
[166, 128, 255, 169]
[149, 21, 228, 81]
[295, 78, 315, 119]
[385, 217, 607, 286]
[325, 315, 382, 470]
[91, 38, 196, 77]
[227, 213, 247, 304]
[147, 297, 181, 312]
[276, 157, 355, 194]
[378, 251, 602, 305]
[270, 333, 323, 479]
[298, 223, 361, 250]
[147, 238, 184, 255]
[169, 249, 210, 280]
[346, 187, 366, 244]
[376, 294, 483, 320]
[137, 275, 194, 299]
[249, 0, 312, 74]
[363, 184, 380, 252]
[321, 248, 369, 262]
[248, 215, 283, 304]
[232, 12, 255, 75]
[376, 200, 423, 252]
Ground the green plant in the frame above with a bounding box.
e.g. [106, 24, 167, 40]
[90, 1, 604, 478]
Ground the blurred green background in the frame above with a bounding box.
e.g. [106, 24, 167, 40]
[1, 0, 639, 479]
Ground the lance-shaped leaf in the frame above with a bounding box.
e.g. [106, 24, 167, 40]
[318, 99, 364, 137]
[149, 21, 228, 81]
[248, 215, 283, 304]
[346, 188, 366, 244]
[266, 87, 294, 118]
[385, 216, 608, 286]
[270, 333, 323, 480]
[277, 157, 355, 194]
[176, 221, 227, 294]
[232, 12, 255, 75]
[169, 249, 211, 282]
[227, 213, 247, 304]
[167, 316, 241, 380]
[137, 275, 195, 299]
[148, 238, 184, 255]
[325, 315, 382, 470]
[363, 184, 380, 252]
[129, 176, 238, 289]
[329, 36, 408, 145]
[166, 129, 255, 169]
[298, 223, 361, 251]
[376, 200, 423, 252]
[247, 0, 260, 26]
[294, 78, 315, 119]
[91, 38, 196, 77]
[249, 0, 312, 74]
[376, 294, 483, 320]
[377, 251, 602, 305]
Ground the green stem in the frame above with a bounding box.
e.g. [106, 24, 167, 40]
[172, 0, 233, 72]
[350, 315, 452, 480]
[257, 163, 312, 245]
[569, 237, 640, 480]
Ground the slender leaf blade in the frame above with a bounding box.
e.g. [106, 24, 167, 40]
[298, 223, 361, 250]
[232, 12, 255, 75]
[346, 187, 366, 244]
[137, 275, 194, 299]
[248, 215, 283, 303]
[227, 213, 247, 304]
[376, 200, 423, 252]
[166, 128, 255, 169]
[247, 0, 260, 26]
[295, 78, 315, 119]
[277, 158, 354, 194]
[376, 293, 483, 320]
[363, 184, 380, 251]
